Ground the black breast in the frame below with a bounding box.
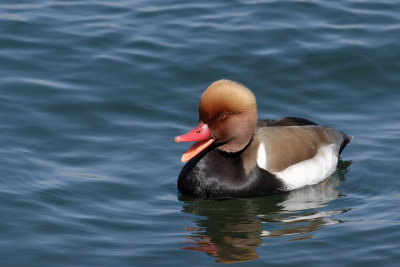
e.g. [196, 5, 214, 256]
[177, 146, 285, 199]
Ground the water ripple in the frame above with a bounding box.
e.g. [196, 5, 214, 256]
[1, 0, 400, 266]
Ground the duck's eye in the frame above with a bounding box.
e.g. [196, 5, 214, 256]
[220, 112, 231, 120]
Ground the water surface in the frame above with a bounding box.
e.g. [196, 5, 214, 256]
[1, 0, 400, 266]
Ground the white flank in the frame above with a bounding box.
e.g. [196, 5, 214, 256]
[274, 144, 339, 190]
[257, 142, 267, 169]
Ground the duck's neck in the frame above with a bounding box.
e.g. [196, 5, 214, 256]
[218, 134, 255, 154]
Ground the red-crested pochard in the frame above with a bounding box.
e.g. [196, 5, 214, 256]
[175, 80, 352, 199]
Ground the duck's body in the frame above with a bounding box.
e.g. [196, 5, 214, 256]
[175, 80, 352, 199]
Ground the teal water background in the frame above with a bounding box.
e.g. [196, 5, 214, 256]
[1, 0, 400, 265]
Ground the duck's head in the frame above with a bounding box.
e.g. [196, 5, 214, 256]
[175, 79, 258, 162]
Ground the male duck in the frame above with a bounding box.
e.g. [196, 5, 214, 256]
[175, 80, 352, 199]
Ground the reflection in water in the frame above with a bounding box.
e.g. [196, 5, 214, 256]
[180, 160, 352, 264]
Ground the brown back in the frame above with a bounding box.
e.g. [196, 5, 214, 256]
[242, 126, 344, 173]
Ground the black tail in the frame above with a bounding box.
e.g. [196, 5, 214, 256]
[339, 134, 353, 155]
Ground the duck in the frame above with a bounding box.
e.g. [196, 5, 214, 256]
[175, 80, 352, 199]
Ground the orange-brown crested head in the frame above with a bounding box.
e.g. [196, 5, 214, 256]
[199, 79, 258, 153]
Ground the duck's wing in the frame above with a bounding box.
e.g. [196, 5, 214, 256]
[246, 125, 351, 190]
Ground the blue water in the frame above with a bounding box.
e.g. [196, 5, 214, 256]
[1, 0, 400, 265]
